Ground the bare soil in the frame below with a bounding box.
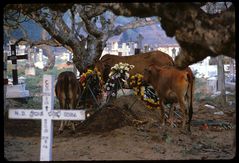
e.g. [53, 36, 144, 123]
[4, 95, 236, 161]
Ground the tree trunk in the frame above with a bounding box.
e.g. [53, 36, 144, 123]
[229, 58, 235, 81]
[217, 55, 226, 105]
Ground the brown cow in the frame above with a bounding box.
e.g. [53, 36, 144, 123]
[143, 65, 194, 132]
[55, 71, 81, 133]
[95, 51, 174, 83]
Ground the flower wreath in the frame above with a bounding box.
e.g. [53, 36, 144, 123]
[129, 73, 160, 110]
[105, 62, 134, 98]
[79, 67, 103, 97]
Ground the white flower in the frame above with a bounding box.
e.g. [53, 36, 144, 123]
[107, 87, 110, 91]
[112, 92, 116, 97]
[125, 73, 129, 79]
[109, 72, 113, 77]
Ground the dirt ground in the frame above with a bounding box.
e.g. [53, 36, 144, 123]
[4, 95, 236, 161]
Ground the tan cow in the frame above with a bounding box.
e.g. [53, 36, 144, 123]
[95, 51, 174, 83]
[55, 71, 81, 133]
[143, 65, 194, 132]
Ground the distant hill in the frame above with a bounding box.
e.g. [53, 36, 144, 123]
[136, 24, 178, 45]
[108, 16, 178, 45]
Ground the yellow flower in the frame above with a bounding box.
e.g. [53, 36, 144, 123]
[85, 69, 93, 76]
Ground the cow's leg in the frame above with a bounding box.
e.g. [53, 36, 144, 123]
[68, 98, 76, 133]
[168, 104, 176, 127]
[58, 99, 66, 134]
[159, 100, 165, 126]
[178, 97, 187, 130]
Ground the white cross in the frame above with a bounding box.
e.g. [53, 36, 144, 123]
[8, 74, 86, 161]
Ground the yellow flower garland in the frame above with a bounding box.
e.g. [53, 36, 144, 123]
[80, 67, 103, 89]
[129, 73, 160, 110]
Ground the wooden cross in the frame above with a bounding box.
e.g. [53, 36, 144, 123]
[8, 75, 86, 161]
[7, 44, 28, 85]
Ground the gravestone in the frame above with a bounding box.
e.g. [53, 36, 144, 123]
[25, 48, 36, 76]
[7, 44, 28, 85]
[207, 77, 218, 94]
[134, 48, 140, 55]
[8, 74, 86, 161]
[6, 44, 30, 98]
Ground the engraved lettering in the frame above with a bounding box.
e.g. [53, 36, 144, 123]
[64, 112, 77, 117]
[14, 111, 19, 115]
[21, 111, 25, 116]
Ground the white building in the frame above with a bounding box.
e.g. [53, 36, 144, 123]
[157, 44, 180, 60]
[102, 40, 138, 57]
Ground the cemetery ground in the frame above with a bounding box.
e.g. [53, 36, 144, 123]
[4, 78, 236, 160]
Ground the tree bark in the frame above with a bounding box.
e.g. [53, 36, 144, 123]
[217, 55, 226, 105]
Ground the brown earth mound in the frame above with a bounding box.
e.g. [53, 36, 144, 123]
[77, 95, 160, 133]
[4, 95, 161, 137]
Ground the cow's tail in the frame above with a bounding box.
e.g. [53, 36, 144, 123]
[187, 72, 194, 131]
[65, 76, 70, 110]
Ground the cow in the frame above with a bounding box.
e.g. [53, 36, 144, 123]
[55, 71, 81, 133]
[95, 51, 174, 84]
[143, 65, 194, 132]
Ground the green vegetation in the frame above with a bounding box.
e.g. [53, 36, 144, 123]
[6, 64, 73, 109]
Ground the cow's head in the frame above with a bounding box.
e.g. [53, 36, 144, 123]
[143, 65, 161, 85]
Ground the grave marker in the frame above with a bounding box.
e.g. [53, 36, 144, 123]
[7, 44, 28, 85]
[8, 74, 86, 161]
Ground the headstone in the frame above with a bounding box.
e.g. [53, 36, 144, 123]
[6, 84, 29, 98]
[6, 43, 30, 98]
[7, 44, 28, 85]
[4, 51, 8, 84]
[8, 74, 86, 161]
[134, 48, 140, 55]
[172, 47, 176, 59]
[25, 48, 36, 76]
[207, 77, 218, 93]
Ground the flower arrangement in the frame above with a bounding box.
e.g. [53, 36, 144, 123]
[79, 67, 103, 102]
[80, 68, 103, 89]
[105, 62, 134, 98]
[129, 73, 160, 110]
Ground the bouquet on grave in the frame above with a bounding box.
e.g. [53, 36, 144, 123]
[79, 67, 103, 99]
[129, 73, 160, 110]
[105, 62, 134, 98]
